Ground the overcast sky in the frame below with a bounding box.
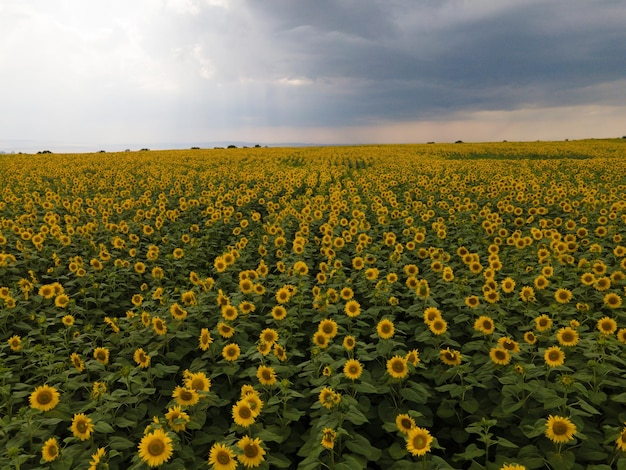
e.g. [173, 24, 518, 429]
[1, 0, 625, 151]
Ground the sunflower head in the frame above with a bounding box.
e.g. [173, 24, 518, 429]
[545, 415, 576, 444]
[30, 385, 60, 412]
[138, 429, 174, 467]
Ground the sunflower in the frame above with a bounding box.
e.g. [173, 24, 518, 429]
[92, 381, 107, 400]
[131, 294, 143, 307]
[41, 437, 60, 462]
[208, 443, 237, 470]
[239, 300, 255, 314]
[239, 278, 254, 294]
[423, 307, 442, 324]
[429, 318, 447, 335]
[221, 305, 238, 321]
[498, 337, 520, 353]
[271, 305, 287, 320]
[318, 320, 338, 339]
[184, 372, 211, 393]
[340, 287, 354, 300]
[62, 314, 75, 327]
[535, 314, 552, 332]
[319, 387, 341, 409]
[217, 322, 235, 338]
[617, 328, 626, 344]
[594, 276, 611, 291]
[7, 335, 21, 352]
[365, 267, 379, 280]
[321, 427, 337, 449]
[273, 344, 287, 362]
[89, 447, 106, 470]
[232, 400, 256, 427]
[484, 289, 500, 304]
[580, 272, 596, 286]
[387, 355, 409, 379]
[293, 261, 309, 276]
[500, 465, 526, 470]
[39, 284, 55, 299]
[544, 346, 565, 367]
[396, 413, 416, 434]
[616, 427, 626, 452]
[243, 393, 264, 417]
[474, 316, 495, 335]
[406, 276, 419, 289]
[199, 328, 213, 351]
[519, 286, 535, 302]
[312, 331, 329, 349]
[256, 365, 277, 386]
[489, 347, 511, 366]
[554, 288, 573, 304]
[237, 435, 266, 468]
[544, 415, 576, 444]
[343, 335, 356, 351]
[222, 343, 241, 361]
[405, 426, 433, 457]
[405, 349, 420, 366]
[257, 341, 271, 355]
[377, 319, 395, 339]
[260, 328, 279, 344]
[93, 347, 110, 365]
[152, 316, 167, 335]
[604, 293, 622, 309]
[534, 275, 550, 290]
[71, 413, 94, 440]
[138, 428, 174, 467]
[344, 300, 361, 317]
[275, 286, 291, 304]
[344, 359, 363, 380]
[133, 348, 151, 368]
[440, 348, 462, 366]
[70, 352, 85, 372]
[30, 384, 60, 412]
[465, 295, 480, 308]
[556, 327, 579, 347]
[597, 316, 617, 335]
[165, 405, 190, 432]
[172, 386, 200, 407]
[55, 293, 70, 308]
[501, 277, 516, 293]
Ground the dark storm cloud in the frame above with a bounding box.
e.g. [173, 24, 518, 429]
[233, 0, 626, 123]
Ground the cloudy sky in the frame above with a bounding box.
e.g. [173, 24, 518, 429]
[1, 0, 625, 151]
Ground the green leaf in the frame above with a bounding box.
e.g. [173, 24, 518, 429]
[353, 381, 379, 394]
[114, 417, 137, 428]
[345, 407, 369, 425]
[453, 443, 484, 461]
[496, 437, 518, 449]
[109, 436, 135, 450]
[336, 454, 367, 470]
[283, 407, 305, 422]
[547, 450, 575, 470]
[387, 441, 406, 460]
[344, 432, 382, 461]
[611, 392, 626, 403]
[266, 452, 292, 468]
[459, 397, 479, 414]
[94, 421, 115, 434]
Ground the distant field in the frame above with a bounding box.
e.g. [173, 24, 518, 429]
[1, 140, 626, 469]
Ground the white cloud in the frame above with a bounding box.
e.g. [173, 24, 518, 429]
[277, 77, 314, 87]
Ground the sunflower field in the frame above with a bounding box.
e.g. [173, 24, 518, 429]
[1, 139, 626, 470]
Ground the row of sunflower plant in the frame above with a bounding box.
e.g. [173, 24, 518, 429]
[1, 140, 626, 469]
